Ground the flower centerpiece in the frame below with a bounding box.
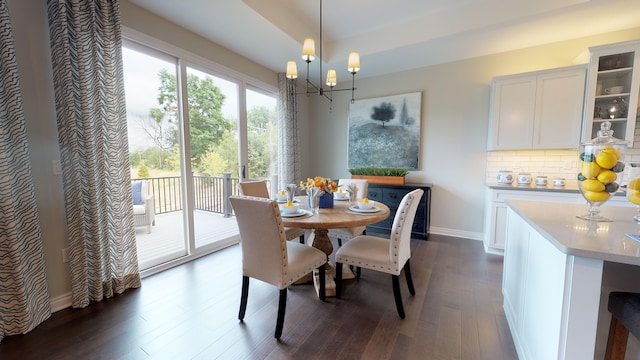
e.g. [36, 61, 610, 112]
[300, 176, 338, 209]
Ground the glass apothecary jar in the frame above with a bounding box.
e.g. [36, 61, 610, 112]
[577, 121, 628, 221]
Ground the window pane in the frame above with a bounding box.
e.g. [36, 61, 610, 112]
[186, 67, 238, 177]
[246, 87, 278, 180]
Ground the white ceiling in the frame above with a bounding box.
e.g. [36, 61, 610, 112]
[128, 0, 640, 79]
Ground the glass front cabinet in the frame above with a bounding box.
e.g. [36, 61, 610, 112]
[582, 40, 640, 147]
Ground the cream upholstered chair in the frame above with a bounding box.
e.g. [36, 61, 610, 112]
[328, 179, 369, 246]
[238, 180, 305, 244]
[132, 180, 155, 234]
[335, 188, 424, 318]
[229, 195, 327, 339]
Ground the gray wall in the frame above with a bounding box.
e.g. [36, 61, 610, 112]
[7, 0, 640, 303]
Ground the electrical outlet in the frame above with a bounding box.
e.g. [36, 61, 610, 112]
[52, 160, 62, 175]
[62, 248, 69, 263]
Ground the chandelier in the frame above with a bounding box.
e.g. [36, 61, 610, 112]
[285, 0, 360, 110]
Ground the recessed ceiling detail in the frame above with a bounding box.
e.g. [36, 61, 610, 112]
[129, 0, 640, 79]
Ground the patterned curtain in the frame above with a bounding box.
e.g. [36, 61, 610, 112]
[0, 0, 51, 343]
[47, 0, 140, 308]
[277, 73, 302, 188]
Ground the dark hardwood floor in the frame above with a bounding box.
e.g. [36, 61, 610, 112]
[0, 234, 517, 360]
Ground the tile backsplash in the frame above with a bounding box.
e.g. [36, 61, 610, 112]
[486, 150, 579, 184]
[487, 146, 640, 186]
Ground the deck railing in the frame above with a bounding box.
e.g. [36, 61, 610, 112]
[133, 173, 270, 216]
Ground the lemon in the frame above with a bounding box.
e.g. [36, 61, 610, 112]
[287, 200, 293, 206]
[629, 192, 640, 205]
[583, 190, 611, 203]
[581, 161, 601, 179]
[581, 179, 605, 192]
[595, 151, 617, 169]
[363, 198, 369, 203]
[597, 170, 617, 184]
[629, 178, 640, 191]
[602, 147, 622, 160]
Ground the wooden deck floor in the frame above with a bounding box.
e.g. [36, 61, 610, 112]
[135, 210, 239, 270]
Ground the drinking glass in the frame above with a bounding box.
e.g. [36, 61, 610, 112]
[306, 187, 320, 214]
[285, 183, 297, 203]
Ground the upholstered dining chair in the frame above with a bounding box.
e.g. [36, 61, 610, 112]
[605, 291, 640, 359]
[328, 179, 369, 246]
[335, 188, 424, 319]
[229, 195, 327, 339]
[238, 180, 305, 244]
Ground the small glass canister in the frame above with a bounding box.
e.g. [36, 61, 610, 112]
[577, 121, 628, 221]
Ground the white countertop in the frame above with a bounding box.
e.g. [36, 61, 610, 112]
[506, 200, 640, 266]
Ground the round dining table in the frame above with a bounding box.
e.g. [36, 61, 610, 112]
[280, 196, 390, 296]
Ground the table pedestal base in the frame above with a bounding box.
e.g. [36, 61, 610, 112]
[292, 228, 355, 294]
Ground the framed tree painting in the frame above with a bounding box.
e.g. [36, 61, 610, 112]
[348, 91, 421, 169]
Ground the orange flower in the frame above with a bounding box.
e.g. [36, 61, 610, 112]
[300, 176, 338, 193]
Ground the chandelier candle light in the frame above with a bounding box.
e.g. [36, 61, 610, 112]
[285, 0, 360, 110]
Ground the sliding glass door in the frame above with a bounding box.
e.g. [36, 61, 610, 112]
[122, 36, 280, 271]
[122, 42, 187, 270]
[184, 66, 240, 250]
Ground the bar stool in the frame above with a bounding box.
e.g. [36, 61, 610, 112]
[605, 292, 640, 360]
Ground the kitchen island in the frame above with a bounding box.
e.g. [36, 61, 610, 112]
[483, 183, 630, 253]
[503, 200, 640, 359]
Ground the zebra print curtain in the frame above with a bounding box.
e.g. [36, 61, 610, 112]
[0, 0, 51, 343]
[47, 0, 140, 308]
[277, 73, 302, 189]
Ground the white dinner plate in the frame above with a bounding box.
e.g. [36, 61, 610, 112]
[276, 199, 300, 204]
[334, 196, 349, 201]
[280, 209, 312, 218]
[348, 205, 381, 213]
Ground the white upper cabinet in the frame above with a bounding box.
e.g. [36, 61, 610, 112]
[488, 66, 586, 150]
[581, 40, 640, 148]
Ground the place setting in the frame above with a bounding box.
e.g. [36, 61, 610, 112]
[346, 198, 383, 215]
[276, 198, 300, 204]
[333, 190, 350, 201]
[278, 201, 313, 218]
[275, 185, 301, 204]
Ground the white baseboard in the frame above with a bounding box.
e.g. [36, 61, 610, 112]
[429, 226, 483, 241]
[50, 292, 72, 313]
[484, 245, 505, 256]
